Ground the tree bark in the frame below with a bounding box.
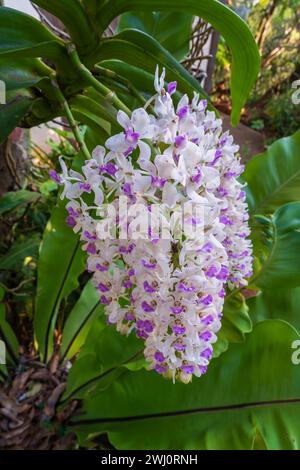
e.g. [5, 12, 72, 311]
[0, 129, 31, 197]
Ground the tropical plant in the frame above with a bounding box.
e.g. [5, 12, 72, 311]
[1, 0, 300, 451]
[214, 0, 300, 139]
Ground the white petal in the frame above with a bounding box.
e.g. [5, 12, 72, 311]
[64, 182, 83, 200]
[155, 154, 176, 179]
[105, 133, 127, 152]
[186, 184, 207, 204]
[117, 110, 131, 130]
[59, 156, 69, 178]
[132, 173, 151, 193]
[92, 145, 106, 164]
[192, 92, 199, 108]
[177, 94, 189, 111]
[175, 155, 187, 185]
[162, 182, 178, 207]
[159, 67, 166, 90]
[93, 185, 104, 205]
[69, 169, 83, 180]
[154, 65, 160, 93]
[138, 142, 156, 173]
[131, 108, 150, 135]
[182, 142, 202, 168]
[203, 167, 220, 190]
[138, 141, 151, 160]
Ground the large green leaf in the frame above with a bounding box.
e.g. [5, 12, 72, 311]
[33, 0, 99, 57]
[118, 11, 193, 60]
[90, 29, 209, 103]
[70, 95, 112, 135]
[60, 281, 104, 363]
[84, 88, 120, 134]
[63, 292, 253, 400]
[244, 130, 300, 214]
[247, 286, 300, 333]
[71, 92, 117, 124]
[70, 321, 300, 450]
[0, 190, 41, 216]
[91, 0, 260, 125]
[62, 317, 143, 404]
[0, 95, 33, 144]
[0, 7, 65, 61]
[73, 109, 110, 139]
[34, 203, 85, 363]
[250, 202, 300, 289]
[98, 61, 160, 99]
[0, 57, 51, 92]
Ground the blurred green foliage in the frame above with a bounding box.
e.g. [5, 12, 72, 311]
[214, 0, 300, 140]
[0, 128, 76, 336]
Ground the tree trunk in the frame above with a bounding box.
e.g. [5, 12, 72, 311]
[0, 129, 30, 197]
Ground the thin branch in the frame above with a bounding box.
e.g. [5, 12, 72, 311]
[181, 55, 212, 65]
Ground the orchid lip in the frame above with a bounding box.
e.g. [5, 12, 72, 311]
[167, 81, 177, 95]
[177, 105, 188, 120]
[141, 301, 155, 313]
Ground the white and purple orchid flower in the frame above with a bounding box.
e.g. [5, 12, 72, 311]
[53, 67, 253, 383]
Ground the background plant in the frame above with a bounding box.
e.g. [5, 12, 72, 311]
[213, 0, 300, 140]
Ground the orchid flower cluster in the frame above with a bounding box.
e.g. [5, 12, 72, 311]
[51, 68, 253, 383]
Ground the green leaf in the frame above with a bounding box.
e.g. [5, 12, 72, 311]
[0, 190, 41, 216]
[33, 0, 99, 57]
[0, 95, 32, 144]
[0, 7, 65, 62]
[34, 203, 85, 363]
[82, 0, 101, 15]
[91, 29, 209, 103]
[93, 0, 260, 125]
[222, 293, 252, 342]
[60, 282, 104, 363]
[0, 368, 7, 381]
[0, 234, 40, 271]
[0, 57, 51, 92]
[70, 95, 112, 134]
[73, 109, 110, 138]
[0, 299, 19, 366]
[74, 92, 117, 124]
[251, 202, 300, 289]
[62, 317, 143, 403]
[99, 61, 160, 98]
[244, 130, 300, 214]
[70, 321, 300, 450]
[248, 286, 300, 333]
[118, 11, 193, 60]
[214, 293, 252, 357]
[84, 125, 108, 151]
[84, 88, 120, 134]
